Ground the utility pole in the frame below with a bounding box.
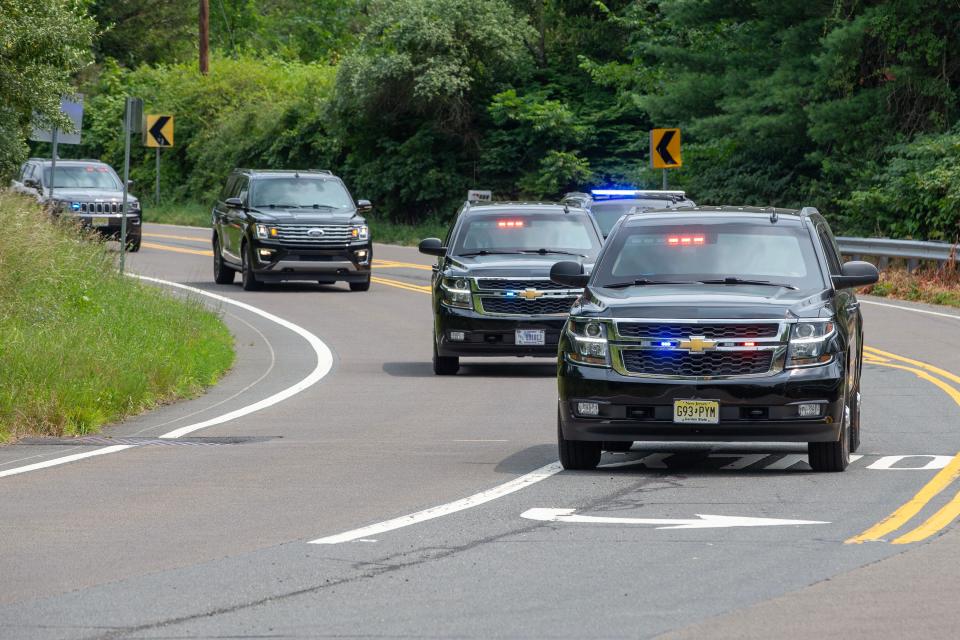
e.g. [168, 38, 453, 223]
[199, 0, 209, 75]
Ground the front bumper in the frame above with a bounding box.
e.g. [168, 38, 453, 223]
[250, 240, 372, 283]
[73, 213, 141, 240]
[558, 358, 845, 443]
[436, 305, 567, 357]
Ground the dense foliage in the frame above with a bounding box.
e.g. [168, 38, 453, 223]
[7, 0, 960, 239]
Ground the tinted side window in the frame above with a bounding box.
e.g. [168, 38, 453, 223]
[817, 226, 843, 275]
[236, 177, 250, 205]
[219, 176, 237, 201]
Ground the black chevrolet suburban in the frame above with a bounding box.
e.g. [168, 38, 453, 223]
[11, 158, 142, 251]
[419, 202, 604, 375]
[551, 206, 879, 472]
[212, 169, 373, 291]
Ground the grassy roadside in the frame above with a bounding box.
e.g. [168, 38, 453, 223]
[861, 266, 960, 308]
[0, 192, 235, 442]
[144, 201, 448, 246]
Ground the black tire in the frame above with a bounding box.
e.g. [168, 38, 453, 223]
[603, 441, 634, 453]
[808, 398, 851, 472]
[350, 278, 371, 292]
[558, 410, 602, 470]
[849, 386, 861, 453]
[213, 236, 235, 285]
[241, 242, 261, 291]
[317, 279, 336, 285]
[432, 339, 459, 375]
[126, 235, 141, 253]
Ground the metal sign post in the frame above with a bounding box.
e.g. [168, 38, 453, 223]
[120, 97, 143, 273]
[155, 148, 161, 205]
[49, 128, 59, 201]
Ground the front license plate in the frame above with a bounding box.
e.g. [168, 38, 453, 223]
[673, 400, 719, 424]
[516, 329, 545, 346]
[91, 217, 110, 227]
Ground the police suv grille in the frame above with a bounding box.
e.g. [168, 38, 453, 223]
[620, 350, 774, 377]
[275, 225, 353, 245]
[480, 297, 576, 315]
[476, 278, 569, 291]
[617, 322, 780, 340]
[79, 202, 122, 214]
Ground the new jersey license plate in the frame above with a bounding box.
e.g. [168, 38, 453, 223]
[515, 329, 545, 346]
[91, 217, 110, 227]
[673, 400, 719, 424]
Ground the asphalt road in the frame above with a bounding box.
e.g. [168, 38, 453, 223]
[1, 222, 959, 639]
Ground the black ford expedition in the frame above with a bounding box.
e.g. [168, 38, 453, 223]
[212, 169, 372, 291]
[11, 158, 142, 251]
[551, 206, 879, 472]
[419, 202, 603, 375]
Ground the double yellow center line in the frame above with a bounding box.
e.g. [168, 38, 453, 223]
[847, 346, 960, 544]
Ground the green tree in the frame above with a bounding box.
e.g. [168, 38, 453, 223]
[0, 0, 95, 179]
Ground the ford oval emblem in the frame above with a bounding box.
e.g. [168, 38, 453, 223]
[307, 228, 325, 237]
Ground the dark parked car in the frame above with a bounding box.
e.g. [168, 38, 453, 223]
[551, 206, 879, 472]
[211, 169, 372, 291]
[562, 189, 696, 239]
[11, 158, 141, 251]
[419, 201, 604, 375]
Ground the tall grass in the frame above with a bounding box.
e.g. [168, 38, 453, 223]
[0, 192, 234, 441]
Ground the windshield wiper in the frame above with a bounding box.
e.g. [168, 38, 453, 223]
[519, 248, 587, 258]
[458, 250, 525, 257]
[601, 279, 699, 289]
[262, 203, 301, 209]
[308, 204, 336, 209]
[698, 277, 798, 290]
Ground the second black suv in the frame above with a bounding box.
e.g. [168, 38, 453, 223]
[551, 206, 879, 472]
[562, 189, 696, 238]
[419, 202, 604, 375]
[212, 169, 372, 291]
[11, 158, 142, 251]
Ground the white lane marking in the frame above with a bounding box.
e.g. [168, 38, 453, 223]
[131, 276, 333, 439]
[866, 455, 953, 470]
[713, 454, 769, 470]
[309, 462, 563, 544]
[861, 299, 960, 321]
[521, 508, 829, 530]
[0, 276, 333, 478]
[764, 454, 809, 470]
[0, 446, 133, 479]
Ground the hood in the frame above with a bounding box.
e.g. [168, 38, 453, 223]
[448, 253, 595, 278]
[581, 284, 834, 320]
[51, 189, 137, 203]
[250, 207, 361, 225]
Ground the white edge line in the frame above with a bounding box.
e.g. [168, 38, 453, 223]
[860, 298, 960, 321]
[0, 445, 134, 479]
[0, 275, 332, 478]
[309, 462, 563, 544]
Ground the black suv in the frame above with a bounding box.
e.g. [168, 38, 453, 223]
[212, 169, 372, 291]
[11, 158, 142, 251]
[419, 202, 604, 375]
[562, 189, 695, 238]
[551, 206, 879, 472]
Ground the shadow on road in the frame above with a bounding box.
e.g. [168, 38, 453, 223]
[382, 361, 556, 378]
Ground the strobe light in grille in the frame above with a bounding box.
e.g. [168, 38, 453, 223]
[617, 323, 780, 340]
[621, 350, 773, 377]
[476, 279, 569, 291]
[275, 225, 354, 244]
[481, 297, 576, 315]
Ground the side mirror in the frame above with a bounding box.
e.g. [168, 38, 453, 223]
[126, 179, 135, 189]
[224, 197, 244, 209]
[550, 261, 590, 288]
[24, 178, 40, 190]
[832, 261, 879, 289]
[418, 237, 445, 257]
[356, 199, 372, 212]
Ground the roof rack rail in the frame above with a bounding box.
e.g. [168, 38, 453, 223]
[309, 169, 333, 175]
[799, 206, 819, 217]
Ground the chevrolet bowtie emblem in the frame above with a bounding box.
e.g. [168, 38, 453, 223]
[519, 288, 543, 300]
[679, 336, 717, 352]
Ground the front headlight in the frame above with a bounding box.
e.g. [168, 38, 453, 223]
[787, 320, 836, 368]
[566, 318, 610, 367]
[255, 224, 279, 240]
[128, 200, 140, 211]
[351, 225, 369, 241]
[440, 276, 472, 309]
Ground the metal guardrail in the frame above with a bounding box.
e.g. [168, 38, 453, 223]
[837, 237, 957, 270]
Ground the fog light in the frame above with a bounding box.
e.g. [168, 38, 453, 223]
[449, 331, 465, 342]
[577, 402, 600, 417]
[798, 403, 821, 417]
[258, 249, 274, 258]
[355, 249, 368, 259]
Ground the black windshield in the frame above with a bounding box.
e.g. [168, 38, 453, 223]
[250, 177, 354, 209]
[590, 199, 674, 236]
[43, 166, 122, 190]
[451, 212, 602, 258]
[593, 219, 826, 290]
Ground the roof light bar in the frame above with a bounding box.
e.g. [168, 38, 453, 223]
[590, 189, 687, 197]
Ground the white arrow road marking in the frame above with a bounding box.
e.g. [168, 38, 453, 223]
[521, 508, 829, 530]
